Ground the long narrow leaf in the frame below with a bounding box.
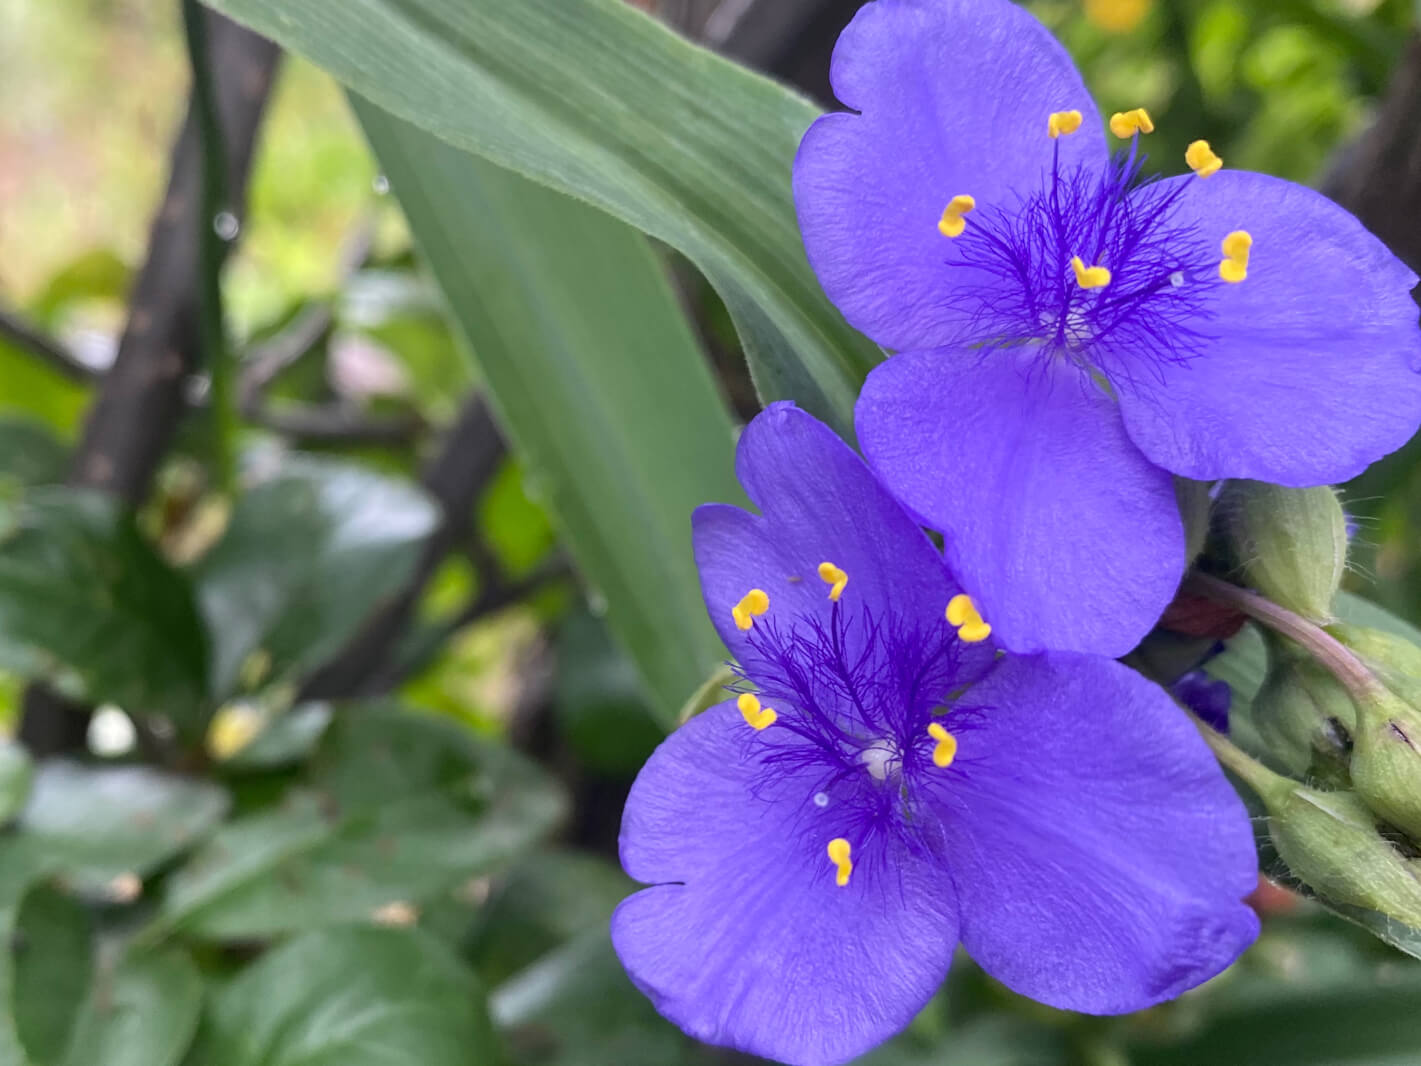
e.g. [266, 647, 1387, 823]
[359, 103, 743, 723]
[199, 0, 877, 437]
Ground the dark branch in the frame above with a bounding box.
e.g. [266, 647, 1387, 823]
[299, 393, 508, 699]
[0, 310, 99, 383]
[20, 11, 280, 758]
[67, 11, 279, 504]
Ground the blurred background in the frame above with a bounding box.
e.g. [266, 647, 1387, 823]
[2, 0, 1421, 1063]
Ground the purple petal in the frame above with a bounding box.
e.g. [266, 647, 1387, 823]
[941, 653, 1259, 1013]
[694, 403, 976, 657]
[613, 700, 960, 1066]
[794, 0, 1106, 351]
[856, 351, 1183, 657]
[1117, 171, 1421, 485]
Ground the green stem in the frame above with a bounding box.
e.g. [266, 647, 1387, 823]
[1187, 571, 1382, 705]
[1184, 705, 1293, 808]
[181, 0, 237, 494]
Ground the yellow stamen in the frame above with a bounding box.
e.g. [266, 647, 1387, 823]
[937, 195, 976, 239]
[1185, 139, 1222, 178]
[1108, 108, 1154, 139]
[1070, 256, 1112, 290]
[946, 594, 992, 643]
[1047, 110, 1083, 139]
[731, 588, 770, 631]
[817, 561, 848, 602]
[1219, 230, 1251, 283]
[927, 721, 958, 768]
[827, 838, 853, 887]
[737, 692, 778, 731]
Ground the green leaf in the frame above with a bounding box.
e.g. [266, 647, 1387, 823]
[0, 843, 58, 1066]
[194, 456, 440, 697]
[60, 949, 203, 1066]
[0, 338, 90, 441]
[466, 849, 633, 986]
[13, 886, 92, 1065]
[199, 0, 876, 437]
[30, 249, 131, 326]
[192, 925, 497, 1066]
[0, 488, 209, 728]
[0, 419, 69, 488]
[354, 106, 744, 723]
[19, 761, 229, 896]
[159, 707, 567, 940]
[554, 612, 665, 775]
[0, 742, 33, 825]
[491, 930, 692, 1066]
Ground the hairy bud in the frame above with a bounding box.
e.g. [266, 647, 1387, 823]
[1216, 481, 1346, 622]
[1252, 635, 1354, 778]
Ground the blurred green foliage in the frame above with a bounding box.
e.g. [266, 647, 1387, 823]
[2, 0, 1421, 1064]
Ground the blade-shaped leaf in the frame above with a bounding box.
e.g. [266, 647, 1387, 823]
[354, 107, 743, 721]
[192, 926, 497, 1066]
[0, 843, 57, 1066]
[199, 0, 877, 436]
[0, 488, 209, 727]
[194, 455, 440, 697]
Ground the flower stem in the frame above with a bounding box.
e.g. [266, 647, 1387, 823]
[1183, 704, 1293, 808]
[1186, 571, 1382, 704]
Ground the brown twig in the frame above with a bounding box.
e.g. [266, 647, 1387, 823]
[19, 11, 280, 758]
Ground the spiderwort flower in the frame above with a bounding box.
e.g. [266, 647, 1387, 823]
[612, 404, 1259, 1066]
[794, 0, 1421, 658]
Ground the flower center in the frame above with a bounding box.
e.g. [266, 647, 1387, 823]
[932, 113, 1248, 387]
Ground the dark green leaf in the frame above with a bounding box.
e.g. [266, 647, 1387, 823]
[554, 612, 664, 775]
[194, 456, 440, 697]
[60, 949, 203, 1066]
[193, 925, 497, 1066]
[201, 0, 878, 436]
[0, 742, 33, 825]
[13, 886, 92, 1065]
[19, 762, 228, 895]
[466, 849, 633, 986]
[0, 842, 58, 1066]
[0, 419, 69, 488]
[0, 488, 209, 727]
[355, 107, 743, 723]
[490, 930, 692, 1066]
[160, 707, 567, 940]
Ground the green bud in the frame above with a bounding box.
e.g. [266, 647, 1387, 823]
[1349, 686, 1421, 841]
[1268, 785, 1421, 927]
[1329, 623, 1421, 695]
[1252, 635, 1354, 778]
[1175, 477, 1213, 567]
[1215, 480, 1346, 622]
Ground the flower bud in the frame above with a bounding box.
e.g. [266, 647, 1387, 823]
[1349, 686, 1421, 841]
[1251, 636, 1354, 778]
[1328, 623, 1421, 694]
[1215, 480, 1346, 622]
[1268, 785, 1421, 927]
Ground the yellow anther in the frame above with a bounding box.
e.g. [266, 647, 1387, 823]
[731, 588, 770, 631]
[946, 594, 992, 643]
[827, 838, 853, 887]
[737, 692, 778, 731]
[817, 561, 848, 602]
[1108, 108, 1154, 139]
[937, 195, 976, 239]
[1047, 110, 1083, 139]
[1070, 256, 1112, 290]
[1219, 230, 1251, 283]
[1185, 139, 1222, 178]
[927, 721, 958, 768]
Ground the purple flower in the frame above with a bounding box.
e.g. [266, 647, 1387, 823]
[1173, 669, 1232, 734]
[794, 0, 1421, 658]
[611, 404, 1259, 1066]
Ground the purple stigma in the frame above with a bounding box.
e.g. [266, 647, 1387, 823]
[733, 601, 988, 870]
[945, 141, 1218, 389]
